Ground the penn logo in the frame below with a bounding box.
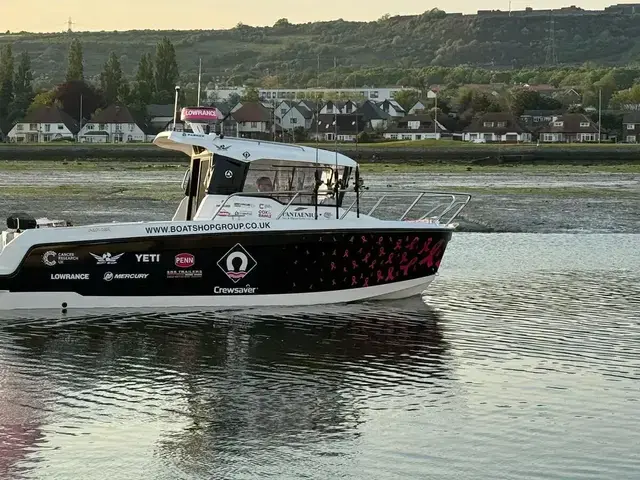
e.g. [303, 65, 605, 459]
[175, 253, 195, 268]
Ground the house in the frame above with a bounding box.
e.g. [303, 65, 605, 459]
[358, 100, 390, 130]
[308, 114, 368, 142]
[408, 100, 428, 114]
[281, 103, 314, 131]
[622, 112, 640, 143]
[319, 100, 358, 115]
[274, 100, 296, 126]
[298, 99, 319, 114]
[147, 104, 175, 133]
[376, 99, 406, 119]
[7, 106, 79, 143]
[77, 104, 146, 143]
[463, 112, 531, 143]
[383, 114, 448, 141]
[537, 114, 602, 143]
[519, 109, 565, 129]
[222, 102, 273, 139]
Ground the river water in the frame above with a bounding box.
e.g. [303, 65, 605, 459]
[0, 170, 639, 479]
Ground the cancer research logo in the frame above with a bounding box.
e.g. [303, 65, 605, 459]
[42, 251, 78, 266]
[90, 252, 124, 265]
[217, 243, 257, 283]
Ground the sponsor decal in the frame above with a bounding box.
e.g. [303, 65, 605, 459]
[282, 208, 315, 219]
[217, 243, 257, 283]
[181, 132, 206, 138]
[90, 252, 124, 265]
[42, 251, 79, 267]
[175, 253, 195, 268]
[51, 273, 89, 280]
[225, 170, 233, 178]
[215, 145, 231, 151]
[144, 222, 270, 234]
[242, 151, 251, 159]
[181, 107, 218, 121]
[258, 210, 271, 218]
[135, 253, 161, 263]
[167, 269, 203, 279]
[214, 285, 258, 294]
[259, 203, 271, 210]
[323, 212, 332, 219]
[88, 226, 111, 233]
[103, 271, 149, 281]
[218, 209, 231, 217]
[233, 210, 252, 217]
[233, 202, 253, 208]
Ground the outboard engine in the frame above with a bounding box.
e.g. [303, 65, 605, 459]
[6, 212, 37, 231]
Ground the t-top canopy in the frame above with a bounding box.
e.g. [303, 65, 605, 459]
[153, 131, 359, 168]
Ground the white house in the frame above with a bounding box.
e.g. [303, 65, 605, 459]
[7, 106, 79, 143]
[376, 100, 406, 119]
[281, 103, 314, 130]
[319, 100, 358, 115]
[274, 100, 296, 127]
[408, 100, 427, 114]
[78, 104, 146, 143]
[383, 114, 448, 141]
[463, 113, 532, 143]
[222, 102, 274, 139]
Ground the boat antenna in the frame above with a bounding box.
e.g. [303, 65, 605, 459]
[333, 56, 339, 220]
[197, 58, 202, 107]
[173, 85, 180, 131]
[314, 53, 320, 221]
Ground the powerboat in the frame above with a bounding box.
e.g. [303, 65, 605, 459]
[0, 105, 470, 311]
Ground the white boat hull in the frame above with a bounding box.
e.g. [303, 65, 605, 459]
[0, 275, 434, 311]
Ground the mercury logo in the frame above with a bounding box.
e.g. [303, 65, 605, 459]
[217, 243, 257, 283]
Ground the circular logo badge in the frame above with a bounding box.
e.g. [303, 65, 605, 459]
[42, 251, 57, 267]
[103, 271, 114, 282]
[225, 170, 233, 179]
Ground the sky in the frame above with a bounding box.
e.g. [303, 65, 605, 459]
[1, 0, 632, 32]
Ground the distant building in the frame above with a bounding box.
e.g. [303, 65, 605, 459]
[7, 106, 79, 143]
[463, 113, 531, 142]
[622, 112, 640, 142]
[77, 104, 146, 143]
[383, 114, 449, 141]
[205, 86, 418, 103]
[537, 114, 602, 142]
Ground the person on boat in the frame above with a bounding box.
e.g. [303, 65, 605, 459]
[256, 176, 274, 192]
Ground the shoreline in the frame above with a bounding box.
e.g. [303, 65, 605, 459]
[1, 143, 640, 164]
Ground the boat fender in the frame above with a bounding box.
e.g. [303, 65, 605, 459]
[6, 212, 37, 230]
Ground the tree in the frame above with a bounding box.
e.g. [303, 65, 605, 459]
[134, 53, 155, 105]
[240, 86, 260, 102]
[11, 51, 34, 121]
[54, 80, 104, 122]
[66, 39, 84, 82]
[0, 44, 14, 122]
[27, 89, 56, 115]
[100, 52, 124, 104]
[154, 37, 179, 98]
[393, 90, 421, 111]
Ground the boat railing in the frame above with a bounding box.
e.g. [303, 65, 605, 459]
[210, 188, 471, 225]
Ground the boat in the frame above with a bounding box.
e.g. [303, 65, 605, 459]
[0, 101, 470, 311]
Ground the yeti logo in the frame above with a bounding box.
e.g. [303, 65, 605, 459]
[217, 243, 257, 283]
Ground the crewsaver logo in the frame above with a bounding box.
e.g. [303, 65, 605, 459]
[217, 243, 257, 283]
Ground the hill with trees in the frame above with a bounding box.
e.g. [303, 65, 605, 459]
[2, 8, 640, 88]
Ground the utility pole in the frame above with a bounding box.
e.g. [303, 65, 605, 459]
[197, 58, 202, 107]
[598, 88, 602, 143]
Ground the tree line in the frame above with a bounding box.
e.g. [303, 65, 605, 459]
[0, 36, 183, 130]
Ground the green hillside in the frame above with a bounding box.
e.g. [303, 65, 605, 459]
[2, 9, 640, 87]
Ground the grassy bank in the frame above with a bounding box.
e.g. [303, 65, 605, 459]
[2, 141, 640, 163]
[1, 160, 639, 174]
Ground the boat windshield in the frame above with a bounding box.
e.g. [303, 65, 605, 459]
[242, 160, 349, 206]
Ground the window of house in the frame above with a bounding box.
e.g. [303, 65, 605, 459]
[17, 124, 23, 131]
[281, 109, 287, 115]
[543, 133, 554, 142]
[627, 124, 635, 130]
[389, 134, 398, 140]
[553, 121, 563, 127]
[58, 125, 64, 130]
[115, 124, 122, 132]
[483, 133, 492, 140]
[483, 122, 494, 127]
[129, 123, 135, 131]
[402, 135, 412, 140]
[251, 122, 257, 128]
[44, 124, 51, 132]
[579, 122, 590, 128]
[99, 124, 106, 131]
[497, 121, 507, 127]
[580, 133, 595, 142]
[290, 117, 297, 124]
[127, 135, 133, 141]
[626, 135, 637, 143]
[43, 134, 51, 142]
[87, 124, 94, 130]
[469, 133, 477, 139]
[29, 123, 37, 130]
[370, 91, 379, 99]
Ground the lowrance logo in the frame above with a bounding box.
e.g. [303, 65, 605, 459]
[51, 273, 89, 280]
[214, 285, 258, 294]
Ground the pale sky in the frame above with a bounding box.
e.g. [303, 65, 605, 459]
[0, 0, 628, 32]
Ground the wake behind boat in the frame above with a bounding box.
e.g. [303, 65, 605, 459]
[0, 103, 470, 311]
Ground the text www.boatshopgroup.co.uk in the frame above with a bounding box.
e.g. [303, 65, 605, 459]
[144, 222, 271, 234]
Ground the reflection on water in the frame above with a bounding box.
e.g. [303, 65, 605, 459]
[0, 234, 639, 479]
